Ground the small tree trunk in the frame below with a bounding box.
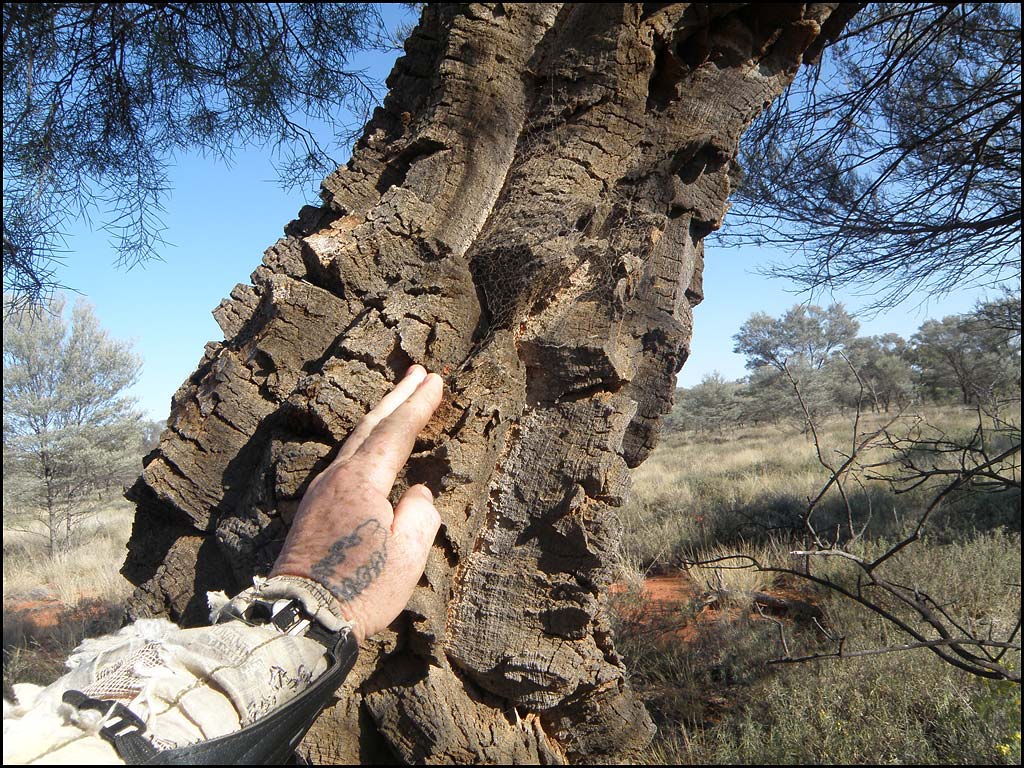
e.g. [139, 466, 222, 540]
[47, 502, 57, 560]
[41, 451, 57, 559]
[124, 3, 855, 763]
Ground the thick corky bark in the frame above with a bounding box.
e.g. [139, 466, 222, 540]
[124, 4, 854, 763]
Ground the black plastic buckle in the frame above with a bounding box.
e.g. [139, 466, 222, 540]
[241, 598, 335, 649]
[62, 689, 159, 763]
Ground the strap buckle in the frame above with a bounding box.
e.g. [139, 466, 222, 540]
[239, 597, 335, 648]
[62, 689, 159, 763]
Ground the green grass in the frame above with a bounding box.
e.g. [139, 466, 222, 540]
[613, 405, 1021, 764]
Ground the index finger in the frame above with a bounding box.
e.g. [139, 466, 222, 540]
[351, 373, 444, 494]
[331, 365, 427, 466]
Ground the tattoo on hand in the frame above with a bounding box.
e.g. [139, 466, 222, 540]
[310, 520, 388, 602]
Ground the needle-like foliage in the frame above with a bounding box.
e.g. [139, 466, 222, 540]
[724, 3, 1021, 310]
[2, 3, 390, 308]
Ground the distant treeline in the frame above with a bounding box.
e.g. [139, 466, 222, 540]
[667, 292, 1022, 434]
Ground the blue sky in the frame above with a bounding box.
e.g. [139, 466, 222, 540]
[45, 9, 1001, 421]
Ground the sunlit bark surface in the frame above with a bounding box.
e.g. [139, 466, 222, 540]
[124, 4, 854, 762]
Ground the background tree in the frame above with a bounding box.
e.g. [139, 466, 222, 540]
[2, 3, 390, 308]
[966, 289, 1022, 348]
[735, 366, 794, 427]
[911, 300, 1021, 406]
[669, 372, 740, 434]
[3, 295, 144, 556]
[733, 303, 859, 372]
[961, 290, 1023, 401]
[831, 333, 914, 412]
[734, 303, 860, 428]
[724, 2, 1021, 310]
[673, 296, 1019, 432]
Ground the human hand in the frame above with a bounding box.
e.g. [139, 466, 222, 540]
[271, 365, 444, 642]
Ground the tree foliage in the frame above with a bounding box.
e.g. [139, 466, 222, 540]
[831, 334, 914, 412]
[911, 301, 1022, 406]
[2, 3, 390, 307]
[728, 303, 860, 431]
[733, 303, 859, 371]
[725, 2, 1022, 309]
[667, 372, 740, 434]
[3, 295, 144, 555]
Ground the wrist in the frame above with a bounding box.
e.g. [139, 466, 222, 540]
[213, 574, 359, 641]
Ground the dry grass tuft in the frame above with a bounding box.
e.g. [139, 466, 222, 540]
[3, 496, 135, 689]
[686, 541, 778, 603]
[3, 499, 135, 605]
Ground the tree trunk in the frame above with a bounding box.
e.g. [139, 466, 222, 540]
[123, 4, 855, 763]
[42, 450, 57, 558]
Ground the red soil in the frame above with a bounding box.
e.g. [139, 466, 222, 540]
[4, 598, 69, 630]
[610, 570, 820, 645]
[4, 595, 123, 636]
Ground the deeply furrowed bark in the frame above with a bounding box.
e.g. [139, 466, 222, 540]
[124, 4, 855, 763]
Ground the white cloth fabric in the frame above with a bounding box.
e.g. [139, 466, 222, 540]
[3, 577, 350, 765]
